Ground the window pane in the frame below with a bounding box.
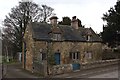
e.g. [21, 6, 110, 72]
[76, 52, 80, 59]
[57, 34, 61, 40]
[53, 34, 61, 40]
[42, 53, 46, 60]
[73, 53, 75, 59]
[88, 52, 92, 59]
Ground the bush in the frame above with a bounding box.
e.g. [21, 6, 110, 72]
[102, 49, 118, 60]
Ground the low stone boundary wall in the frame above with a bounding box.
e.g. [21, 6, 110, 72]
[50, 59, 119, 75]
[50, 64, 72, 75]
[81, 59, 119, 70]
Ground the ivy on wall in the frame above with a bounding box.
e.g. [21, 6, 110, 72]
[47, 53, 56, 65]
[47, 43, 56, 65]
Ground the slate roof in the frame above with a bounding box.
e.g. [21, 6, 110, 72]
[30, 22, 102, 42]
[84, 28, 102, 42]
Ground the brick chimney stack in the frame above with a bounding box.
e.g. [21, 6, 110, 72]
[71, 16, 79, 29]
[50, 16, 58, 27]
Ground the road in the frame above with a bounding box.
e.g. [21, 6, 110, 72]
[53, 64, 119, 78]
[89, 70, 118, 78]
[3, 63, 40, 78]
[2, 62, 119, 79]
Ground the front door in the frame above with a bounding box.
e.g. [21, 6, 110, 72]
[54, 53, 60, 65]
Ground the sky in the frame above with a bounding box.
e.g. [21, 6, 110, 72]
[0, 0, 117, 33]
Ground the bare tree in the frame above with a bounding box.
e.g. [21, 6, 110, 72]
[41, 5, 55, 22]
[3, 1, 55, 56]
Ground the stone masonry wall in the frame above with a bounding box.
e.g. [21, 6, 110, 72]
[23, 24, 35, 71]
[48, 42, 102, 75]
[81, 59, 118, 70]
[51, 42, 102, 64]
[49, 59, 118, 75]
[50, 64, 73, 75]
[34, 41, 47, 62]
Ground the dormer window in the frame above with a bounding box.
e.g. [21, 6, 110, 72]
[53, 33, 61, 41]
[86, 35, 91, 41]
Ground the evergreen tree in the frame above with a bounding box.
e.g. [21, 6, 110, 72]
[101, 1, 120, 47]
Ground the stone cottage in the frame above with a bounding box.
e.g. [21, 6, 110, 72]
[22, 16, 102, 76]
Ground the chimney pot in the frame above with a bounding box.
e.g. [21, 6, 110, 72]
[50, 16, 58, 27]
[71, 16, 79, 29]
[72, 16, 76, 19]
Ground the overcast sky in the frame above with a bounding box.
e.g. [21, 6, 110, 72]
[0, 0, 117, 33]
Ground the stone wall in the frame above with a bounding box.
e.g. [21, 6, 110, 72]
[47, 41, 103, 75]
[32, 61, 45, 75]
[81, 59, 118, 70]
[22, 24, 35, 71]
[82, 42, 102, 62]
[33, 41, 47, 61]
[49, 59, 118, 75]
[51, 42, 102, 64]
[31, 41, 48, 76]
[49, 64, 72, 75]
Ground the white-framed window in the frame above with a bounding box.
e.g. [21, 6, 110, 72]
[86, 35, 91, 41]
[40, 53, 42, 61]
[40, 53, 46, 61]
[88, 52, 92, 59]
[53, 33, 61, 41]
[85, 51, 92, 59]
[70, 52, 80, 60]
[39, 48, 46, 61]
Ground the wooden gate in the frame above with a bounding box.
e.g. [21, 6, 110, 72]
[72, 63, 80, 70]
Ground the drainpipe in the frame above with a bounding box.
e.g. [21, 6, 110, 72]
[46, 40, 53, 77]
[46, 41, 50, 77]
